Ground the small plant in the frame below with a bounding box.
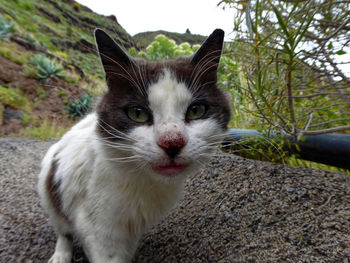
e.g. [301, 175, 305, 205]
[23, 119, 67, 141]
[73, 2, 82, 12]
[36, 86, 47, 101]
[66, 93, 94, 118]
[29, 54, 64, 79]
[57, 89, 68, 104]
[0, 102, 4, 125]
[0, 86, 30, 111]
[82, 75, 107, 96]
[0, 46, 27, 65]
[21, 112, 30, 125]
[61, 70, 81, 84]
[0, 15, 15, 39]
[53, 51, 68, 60]
[16, 0, 35, 11]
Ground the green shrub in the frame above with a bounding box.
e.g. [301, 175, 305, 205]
[0, 86, 30, 111]
[16, 0, 35, 12]
[145, 34, 176, 60]
[29, 54, 64, 79]
[0, 15, 15, 39]
[0, 44, 27, 65]
[21, 112, 30, 125]
[0, 102, 4, 125]
[143, 34, 200, 60]
[66, 93, 94, 118]
[36, 86, 47, 100]
[23, 119, 67, 141]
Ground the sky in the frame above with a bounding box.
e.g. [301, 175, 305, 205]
[75, 0, 349, 75]
[75, 0, 236, 39]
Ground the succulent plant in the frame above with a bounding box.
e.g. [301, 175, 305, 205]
[66, 93, 94, 118]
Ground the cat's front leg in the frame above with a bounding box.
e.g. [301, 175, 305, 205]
[48, 234, 73, 263]
[76, 212, 137, 263]
[82, 233, 136, 263]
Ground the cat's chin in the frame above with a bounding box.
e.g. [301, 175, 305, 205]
[152, 162, 188, 177]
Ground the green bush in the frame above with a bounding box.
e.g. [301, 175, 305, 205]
[0, 15, 15, 39]
[29, 54, 64, 79]
[0, 44, 27, 65]
[66, 93, 94, 118]
[144, 34, 199, 60]
[0, 102, 4, 125]
[0, 86, 30, 111]
[15, 0, 35, 12]
[23, 119, 67, 141]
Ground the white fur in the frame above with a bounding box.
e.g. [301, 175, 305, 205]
[38, 69, 226, 263]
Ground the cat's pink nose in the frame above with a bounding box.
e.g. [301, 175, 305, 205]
[157, 132, 186, 159]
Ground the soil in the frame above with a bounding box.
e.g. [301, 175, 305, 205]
[0, 52, 82, 136]
[1, 138, 349, 263]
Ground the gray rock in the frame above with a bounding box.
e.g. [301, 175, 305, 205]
[4, 107, 23, 120]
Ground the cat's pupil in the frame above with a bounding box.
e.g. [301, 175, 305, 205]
[135, 108, 141, 118]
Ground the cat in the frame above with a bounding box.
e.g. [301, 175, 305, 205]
[38, 28, 231, 263]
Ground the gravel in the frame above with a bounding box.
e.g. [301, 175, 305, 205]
[1, 138, 349, 262]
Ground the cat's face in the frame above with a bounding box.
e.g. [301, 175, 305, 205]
[95, 29, 231, 183]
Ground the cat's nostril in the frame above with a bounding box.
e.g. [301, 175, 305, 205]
[157, 134, 186, 159]
[165, 146, 181, 159]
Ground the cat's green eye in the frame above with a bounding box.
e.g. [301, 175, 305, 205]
[127, 106, 149, 123]
[186, 104, 206, 120]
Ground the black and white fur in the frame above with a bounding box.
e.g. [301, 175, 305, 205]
[38, 29, 231, 263]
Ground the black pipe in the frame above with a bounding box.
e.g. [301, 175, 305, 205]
[228, 129, 350, 170]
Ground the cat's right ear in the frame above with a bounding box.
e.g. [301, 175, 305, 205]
[190, 29, 224, 72]
[94, 29, 135, 74]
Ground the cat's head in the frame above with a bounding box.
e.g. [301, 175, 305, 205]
[95, 29, 231, 183]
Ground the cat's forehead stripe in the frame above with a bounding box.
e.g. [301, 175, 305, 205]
[148, 69, 192, 118]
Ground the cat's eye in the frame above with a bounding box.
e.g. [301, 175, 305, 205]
[127, 106, 149, 123]
[186, 104, 206, 120]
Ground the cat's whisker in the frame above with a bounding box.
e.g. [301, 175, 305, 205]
[189, 49, 221, 84]
[97, 119, 136, 142]
[103, 155, 142, 162]
[97, 124, 133, 142]
[191, 60, 218, 93]
[219, 135, 286, 163]
[104, 70, 144, 94]
[94, 135, 131, 143]
[193, 158, 207, 167]
[191, 61, 220, 94]
[100, 52, 145, 94]
[131, 61, 148, 97]
[99, 143, 134, 152]
[190, 50, 221, 93]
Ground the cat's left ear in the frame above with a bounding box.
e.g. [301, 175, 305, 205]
[190, 29, 224, 72]
[94, 29, 135, 74]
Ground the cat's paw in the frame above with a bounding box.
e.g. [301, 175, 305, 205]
[48, 252, 72, 263]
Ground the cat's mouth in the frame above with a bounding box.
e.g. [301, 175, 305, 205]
[152, 161, 188, 177]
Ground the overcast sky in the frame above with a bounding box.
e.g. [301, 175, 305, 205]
[75, 0, 236, 39]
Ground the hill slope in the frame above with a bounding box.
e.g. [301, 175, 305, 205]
[134, 30, 206, 49]
[0, 0, 137, 137]
[0, 0, 137, 77]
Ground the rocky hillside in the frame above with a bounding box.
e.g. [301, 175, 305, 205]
[0, 0, 140, 137]
[0, 0, 137, 77]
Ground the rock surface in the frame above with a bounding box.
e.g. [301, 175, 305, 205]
[0, 138, 349, 262]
